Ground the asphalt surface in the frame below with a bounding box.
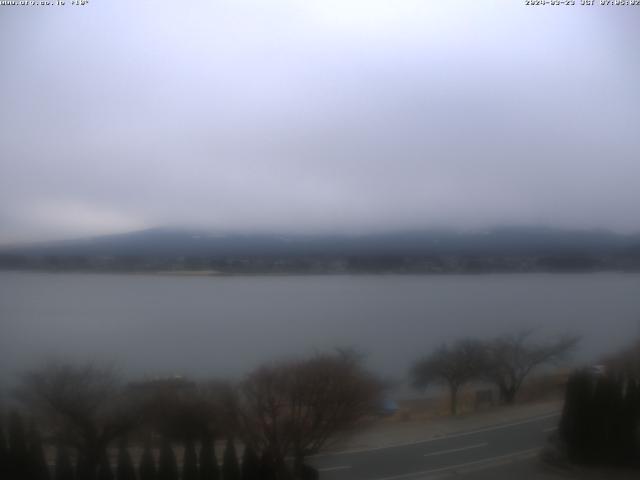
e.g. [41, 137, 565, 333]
[309, 412, 560, 480]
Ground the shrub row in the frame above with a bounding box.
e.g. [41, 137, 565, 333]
[560, 371, 640, 466]
[1, 411, 318, 480]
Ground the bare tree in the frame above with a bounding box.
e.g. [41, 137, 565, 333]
[411, 339, 486, 415]
[483, 331, 579, 404]
[602, 339, 640, 378]
[132, 377, 235, 442]
[16, 363, 143, 480]
[238, 351, 382, 479]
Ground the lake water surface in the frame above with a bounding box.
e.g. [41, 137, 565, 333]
[1, 272, 639, 390]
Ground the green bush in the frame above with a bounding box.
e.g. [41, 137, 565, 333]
[199, 436, 219, 480]
[183, 439, 199, 480]
[157, 440, 178, 480]
[98, 449, 114, 480]
[116, 442, 136, 480]
[0, 420, 7, 478]
[222, 439, 240, 480]
[560, 371, 640, 466]
[139, 442, 157, 480]
[54, 445, 74, 480]
[240, 445, 260, 480]
[28, 427, 51, 480]
[8, 411, 30, 478]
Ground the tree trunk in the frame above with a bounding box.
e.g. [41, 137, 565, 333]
[450, 385, 459, 415]
[270, 452, 292, 480]
[293, 453, 304, 479]
[77, 450, 99, 480]
[292, 453, 319, 480]
[500, 386, 517, 404]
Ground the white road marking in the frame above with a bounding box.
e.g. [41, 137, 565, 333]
[317, 465, 352, 472]
[371, 447, 541, 480]
[423, 442, 487, 457]
[310, 412, 560, 458]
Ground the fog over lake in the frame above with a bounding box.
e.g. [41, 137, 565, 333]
[2, 272, 639, 392]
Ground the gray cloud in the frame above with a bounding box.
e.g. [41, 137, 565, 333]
[1, 1, 639, 244]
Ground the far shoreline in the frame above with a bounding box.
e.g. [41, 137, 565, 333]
[1, 268, 639, 278]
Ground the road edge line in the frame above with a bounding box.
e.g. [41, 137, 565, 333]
[371, 447, 542, 480]
[311, 412, 559, 458]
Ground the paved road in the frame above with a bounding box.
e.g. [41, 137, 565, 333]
[310, 412, 560, 480]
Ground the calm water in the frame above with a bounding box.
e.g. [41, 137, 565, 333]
[1, 271, 639, 389]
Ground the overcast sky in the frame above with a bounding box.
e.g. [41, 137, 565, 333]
[1, 1, 639, 244]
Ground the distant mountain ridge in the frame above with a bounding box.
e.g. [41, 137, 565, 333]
[2, 226, 639, 256]
[1, 226, 639, 273]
